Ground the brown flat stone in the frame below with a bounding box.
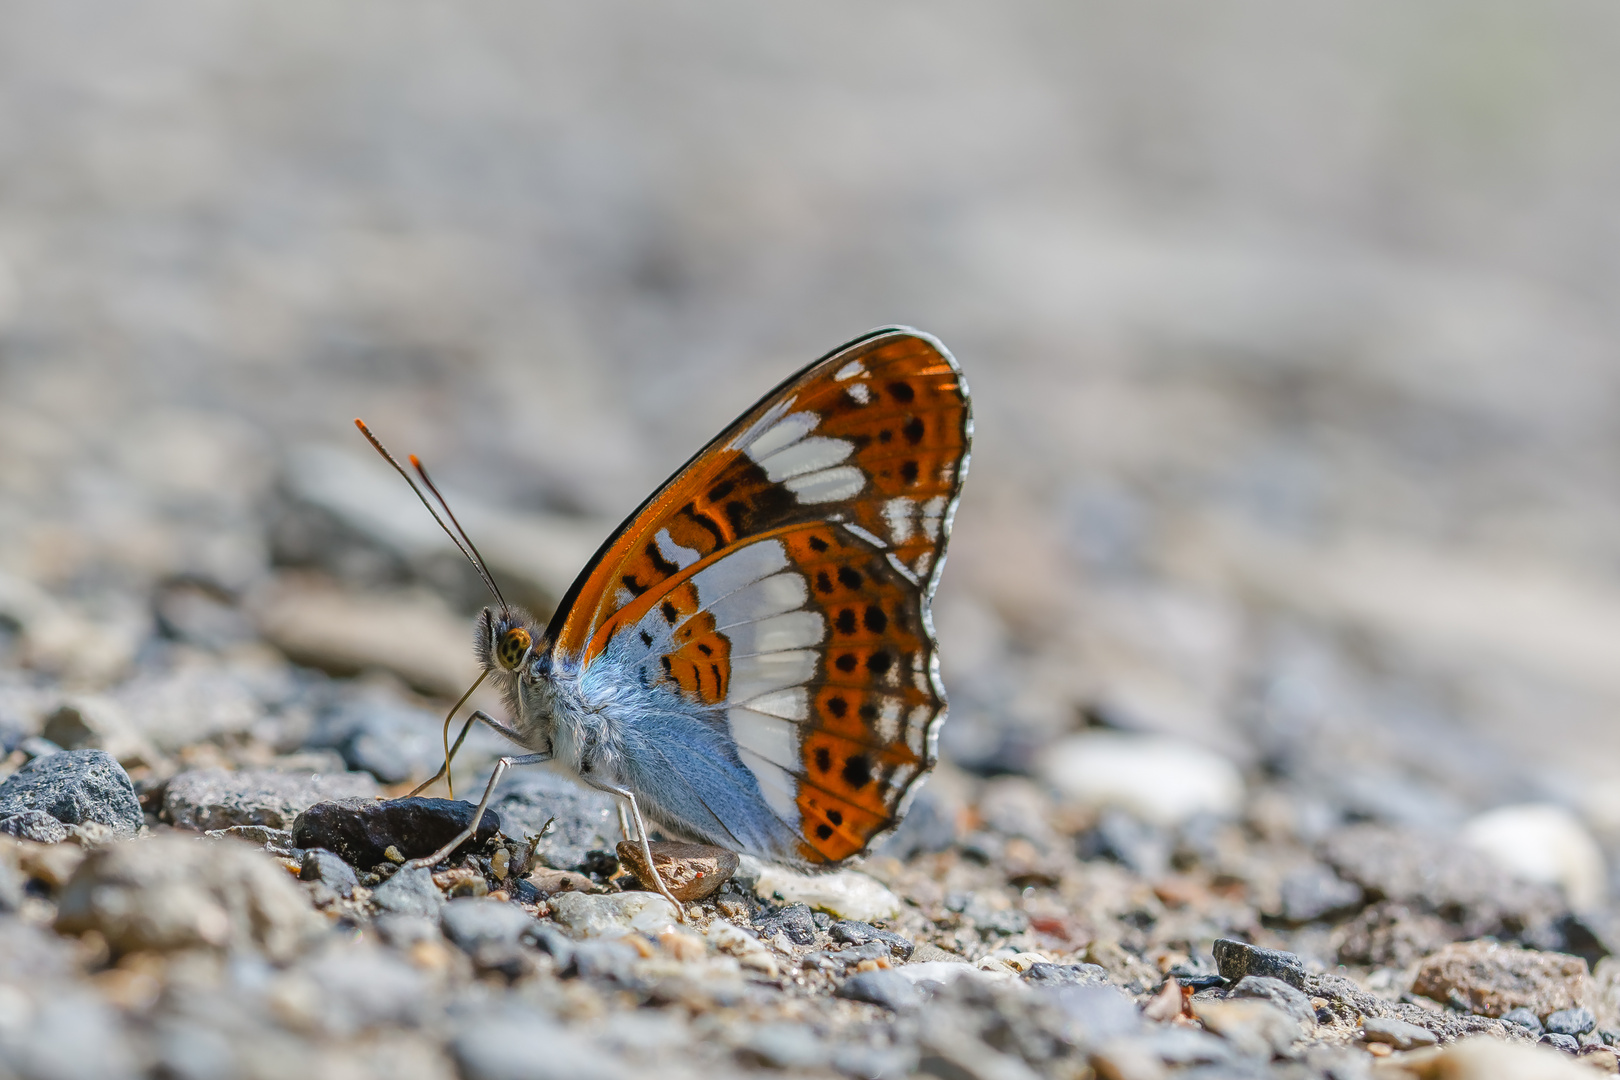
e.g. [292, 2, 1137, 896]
[616, 841, 738, 901]
[1411, 940, 1590, 1018]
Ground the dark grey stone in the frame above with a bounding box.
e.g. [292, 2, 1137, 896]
[1228, 976, 1317, 1027]
[1546, 1007, 1596, 1036]
[755, 902, 817, 945]
[1023, 962, 1109, 987]
[1542, 1033, 1580, 1054]
[371, 866, 443, 916]
[291, 797, 499, 866]
[835, 969, 922, 1011]
[830, 919, 914, 959]
[0, 809, 68, 843]
[0, 748, 142, 835]
[300, 848, 358, 898]
[1503, 1007, 1544, 1034]
[163, 767, 377, 831]
[1212, 939, 1307, 990]
[1275, 864, 1364, 924]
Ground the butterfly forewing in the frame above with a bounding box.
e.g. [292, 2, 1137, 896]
[548, 328, 970, 865]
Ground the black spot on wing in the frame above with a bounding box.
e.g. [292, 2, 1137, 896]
[646, 541, 679, 576]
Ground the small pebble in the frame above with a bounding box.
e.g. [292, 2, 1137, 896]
[1503, 1007, 1545, 1034]
[1211, 938, 1307, 990]
[1362, 1016, 1439, 1050]
[1542, 1033, 1581, 1054]
[829, 919, 914, 959]
[1546, 1007, 1596, 1036]
[755, 903, 817, 946]
[299, 848, 358, 898]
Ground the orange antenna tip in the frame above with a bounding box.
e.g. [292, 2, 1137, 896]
[409, 454, 422, 467]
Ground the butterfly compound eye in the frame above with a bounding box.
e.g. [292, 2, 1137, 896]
[496, 627, 532, 670]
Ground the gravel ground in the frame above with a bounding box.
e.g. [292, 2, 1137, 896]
[6, 4, 1620, 1079]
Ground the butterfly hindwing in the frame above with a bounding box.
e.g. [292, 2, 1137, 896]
[548, 328, 970, 865]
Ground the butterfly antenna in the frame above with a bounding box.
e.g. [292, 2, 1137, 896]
[353, 419, 508, 613]
[409, 453, 509, 613]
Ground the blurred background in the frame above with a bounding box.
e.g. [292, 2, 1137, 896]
[3, 2, 1620, 897]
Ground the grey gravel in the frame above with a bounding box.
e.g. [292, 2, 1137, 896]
[163, 768, 378, 832]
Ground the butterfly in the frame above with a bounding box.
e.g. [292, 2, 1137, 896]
[356, 326, 971, 913]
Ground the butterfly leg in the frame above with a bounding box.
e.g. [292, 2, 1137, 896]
[407, 709, 525, 798]
[404, 751, 551, 871]
[579, 775, 686, 921]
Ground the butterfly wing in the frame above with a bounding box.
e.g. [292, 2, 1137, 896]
[547, 327, 971, 864]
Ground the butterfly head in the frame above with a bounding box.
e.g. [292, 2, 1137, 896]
[476, 605, 547, 677]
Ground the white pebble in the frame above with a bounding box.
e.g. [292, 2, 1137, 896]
[1461, 803, 1606, 911]
[749, 864, 901, 922]
[1040, 732, 1245, 826]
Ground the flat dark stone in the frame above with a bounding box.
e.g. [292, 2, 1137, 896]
[0, 749, 142, 835]
[1542, 1033, 1580, 1054]
[1212, 938, 1307, 991]
[291, 797, 500, 867]
[830, 919, 915, 959]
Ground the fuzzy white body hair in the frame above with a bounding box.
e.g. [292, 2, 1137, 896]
[488, 643, 806, 863]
